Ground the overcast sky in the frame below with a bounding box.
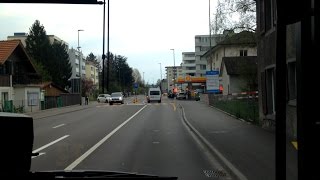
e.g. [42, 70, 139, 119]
[0, 0, 216, 84]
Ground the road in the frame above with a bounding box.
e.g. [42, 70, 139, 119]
[30, 96, 231, 180]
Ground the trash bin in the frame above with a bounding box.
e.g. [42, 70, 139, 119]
[57, 97, 62, 108]
[195, 93, 200, 101]
[3, 100, 13, 112]
[40, 100, 45, 110]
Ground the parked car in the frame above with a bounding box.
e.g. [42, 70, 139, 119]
[97, 94, 111, 103]
[176, 92, 186, 100]
[109, 92, 124, 105]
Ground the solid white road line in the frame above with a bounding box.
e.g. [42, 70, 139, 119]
[32, 135, 70, 153]
[64, 105, 148, 170]
[52, 124, 65, 129]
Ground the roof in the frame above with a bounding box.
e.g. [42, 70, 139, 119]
[202, 31, 256, 58]
[0, 40, 21, 64]
[39, 82, 69, 93]
[222, 56, 258, 75]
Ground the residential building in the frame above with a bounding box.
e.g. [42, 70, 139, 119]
[165, 66, 182, 92]
[181, 52, 196, 77]
[68, 48, 86, 93]
[203, 31, 257, 73]
[220, 56, 257, 95]
[0, 40, 41, 112]
[202, 31, 257, 94]
[195, 34, 224, 77]
[7, 32, 69, 48]
[255, 1, 319, 178]
[85, 61, 99, 89]
[256, 0, 300, 140]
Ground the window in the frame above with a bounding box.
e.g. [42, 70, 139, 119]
[240, 50, 248, 56]
[28, 92, 39, 106]
[201, 46, 210, 51]
[200, 65, 206, 70]
[150, 91, 160, 95]
[287, 62, 296, 100]
[266, 68, 275, 114]
[195, 37, 200, 43]
[91, 67, 94, 71]
[259, 0, 265, 33]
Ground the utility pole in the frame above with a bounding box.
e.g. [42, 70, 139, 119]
[77, 29, 84, 105]
[102, 0, 105, 93]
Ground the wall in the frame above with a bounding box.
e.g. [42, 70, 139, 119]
[13, 87, 40, 112]
[221, 64, 230, 95]
[212, 45, 257, 72]
[229, 76, 246, 94]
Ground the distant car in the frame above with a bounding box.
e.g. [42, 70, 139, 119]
[109, 92, 124, 105]
[147, 88, 161, 103]
[97, 94, 111, 103]
[176, 92, 186, 100]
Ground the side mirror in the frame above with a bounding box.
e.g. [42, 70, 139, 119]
[0, 113, 34, 175]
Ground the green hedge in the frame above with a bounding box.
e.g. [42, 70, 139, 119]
[213, 98, 259, 124]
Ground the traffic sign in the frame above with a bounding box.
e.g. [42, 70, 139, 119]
[134, 83, 138, 89]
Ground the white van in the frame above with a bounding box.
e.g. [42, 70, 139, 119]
[147, 88, 161, 103]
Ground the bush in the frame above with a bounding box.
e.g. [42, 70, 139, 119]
[213, 98, 258, 124]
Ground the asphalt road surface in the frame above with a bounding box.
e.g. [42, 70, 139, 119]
[31, 96, 231, 180]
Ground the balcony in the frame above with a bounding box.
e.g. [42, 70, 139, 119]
[0, 75, 10, 87]
[184, 69, 196, 74]
[12, 75, 41, 85]
[183, 63, 196, 67]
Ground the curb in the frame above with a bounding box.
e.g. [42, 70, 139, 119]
[178, 103, 248, 180]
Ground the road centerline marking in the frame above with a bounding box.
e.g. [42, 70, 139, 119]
[64, 105, 148, 171]
[52, 124, 65, 129]
[170, 103, 176, 111]
[32, 135, 69, 153]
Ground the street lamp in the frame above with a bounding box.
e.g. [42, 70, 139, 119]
[77, 29, 84, 105]
[159, 63, 162, 81]
[170, 49, 176, 92]
[159, 62, 162, 91]
[209, 0, 213, 70]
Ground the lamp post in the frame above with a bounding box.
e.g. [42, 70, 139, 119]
[159, 63, 162, 81]
[101, 0, 110, 94]
[143, 72, 145, 85]
[170, 49, 176, 92]
[209, 0, 213, 71]
[159, 62, 162, 91]
[77, 29, 84, 105]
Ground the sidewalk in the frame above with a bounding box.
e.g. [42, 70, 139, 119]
[24, 101, 98, 120]
[178, 100, 297, 180]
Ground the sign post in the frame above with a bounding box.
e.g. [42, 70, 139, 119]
[133, 83, 138, 103]
[206, 71, 219, 93]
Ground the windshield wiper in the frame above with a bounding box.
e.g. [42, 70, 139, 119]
[30, 170, 178, 179]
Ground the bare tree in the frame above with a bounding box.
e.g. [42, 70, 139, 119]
[132, 68, 142, 84]
[211, 0, 256, 34]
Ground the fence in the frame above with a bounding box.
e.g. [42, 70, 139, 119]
[208, 93, 259, 124]
[0, 93, 80, 113]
